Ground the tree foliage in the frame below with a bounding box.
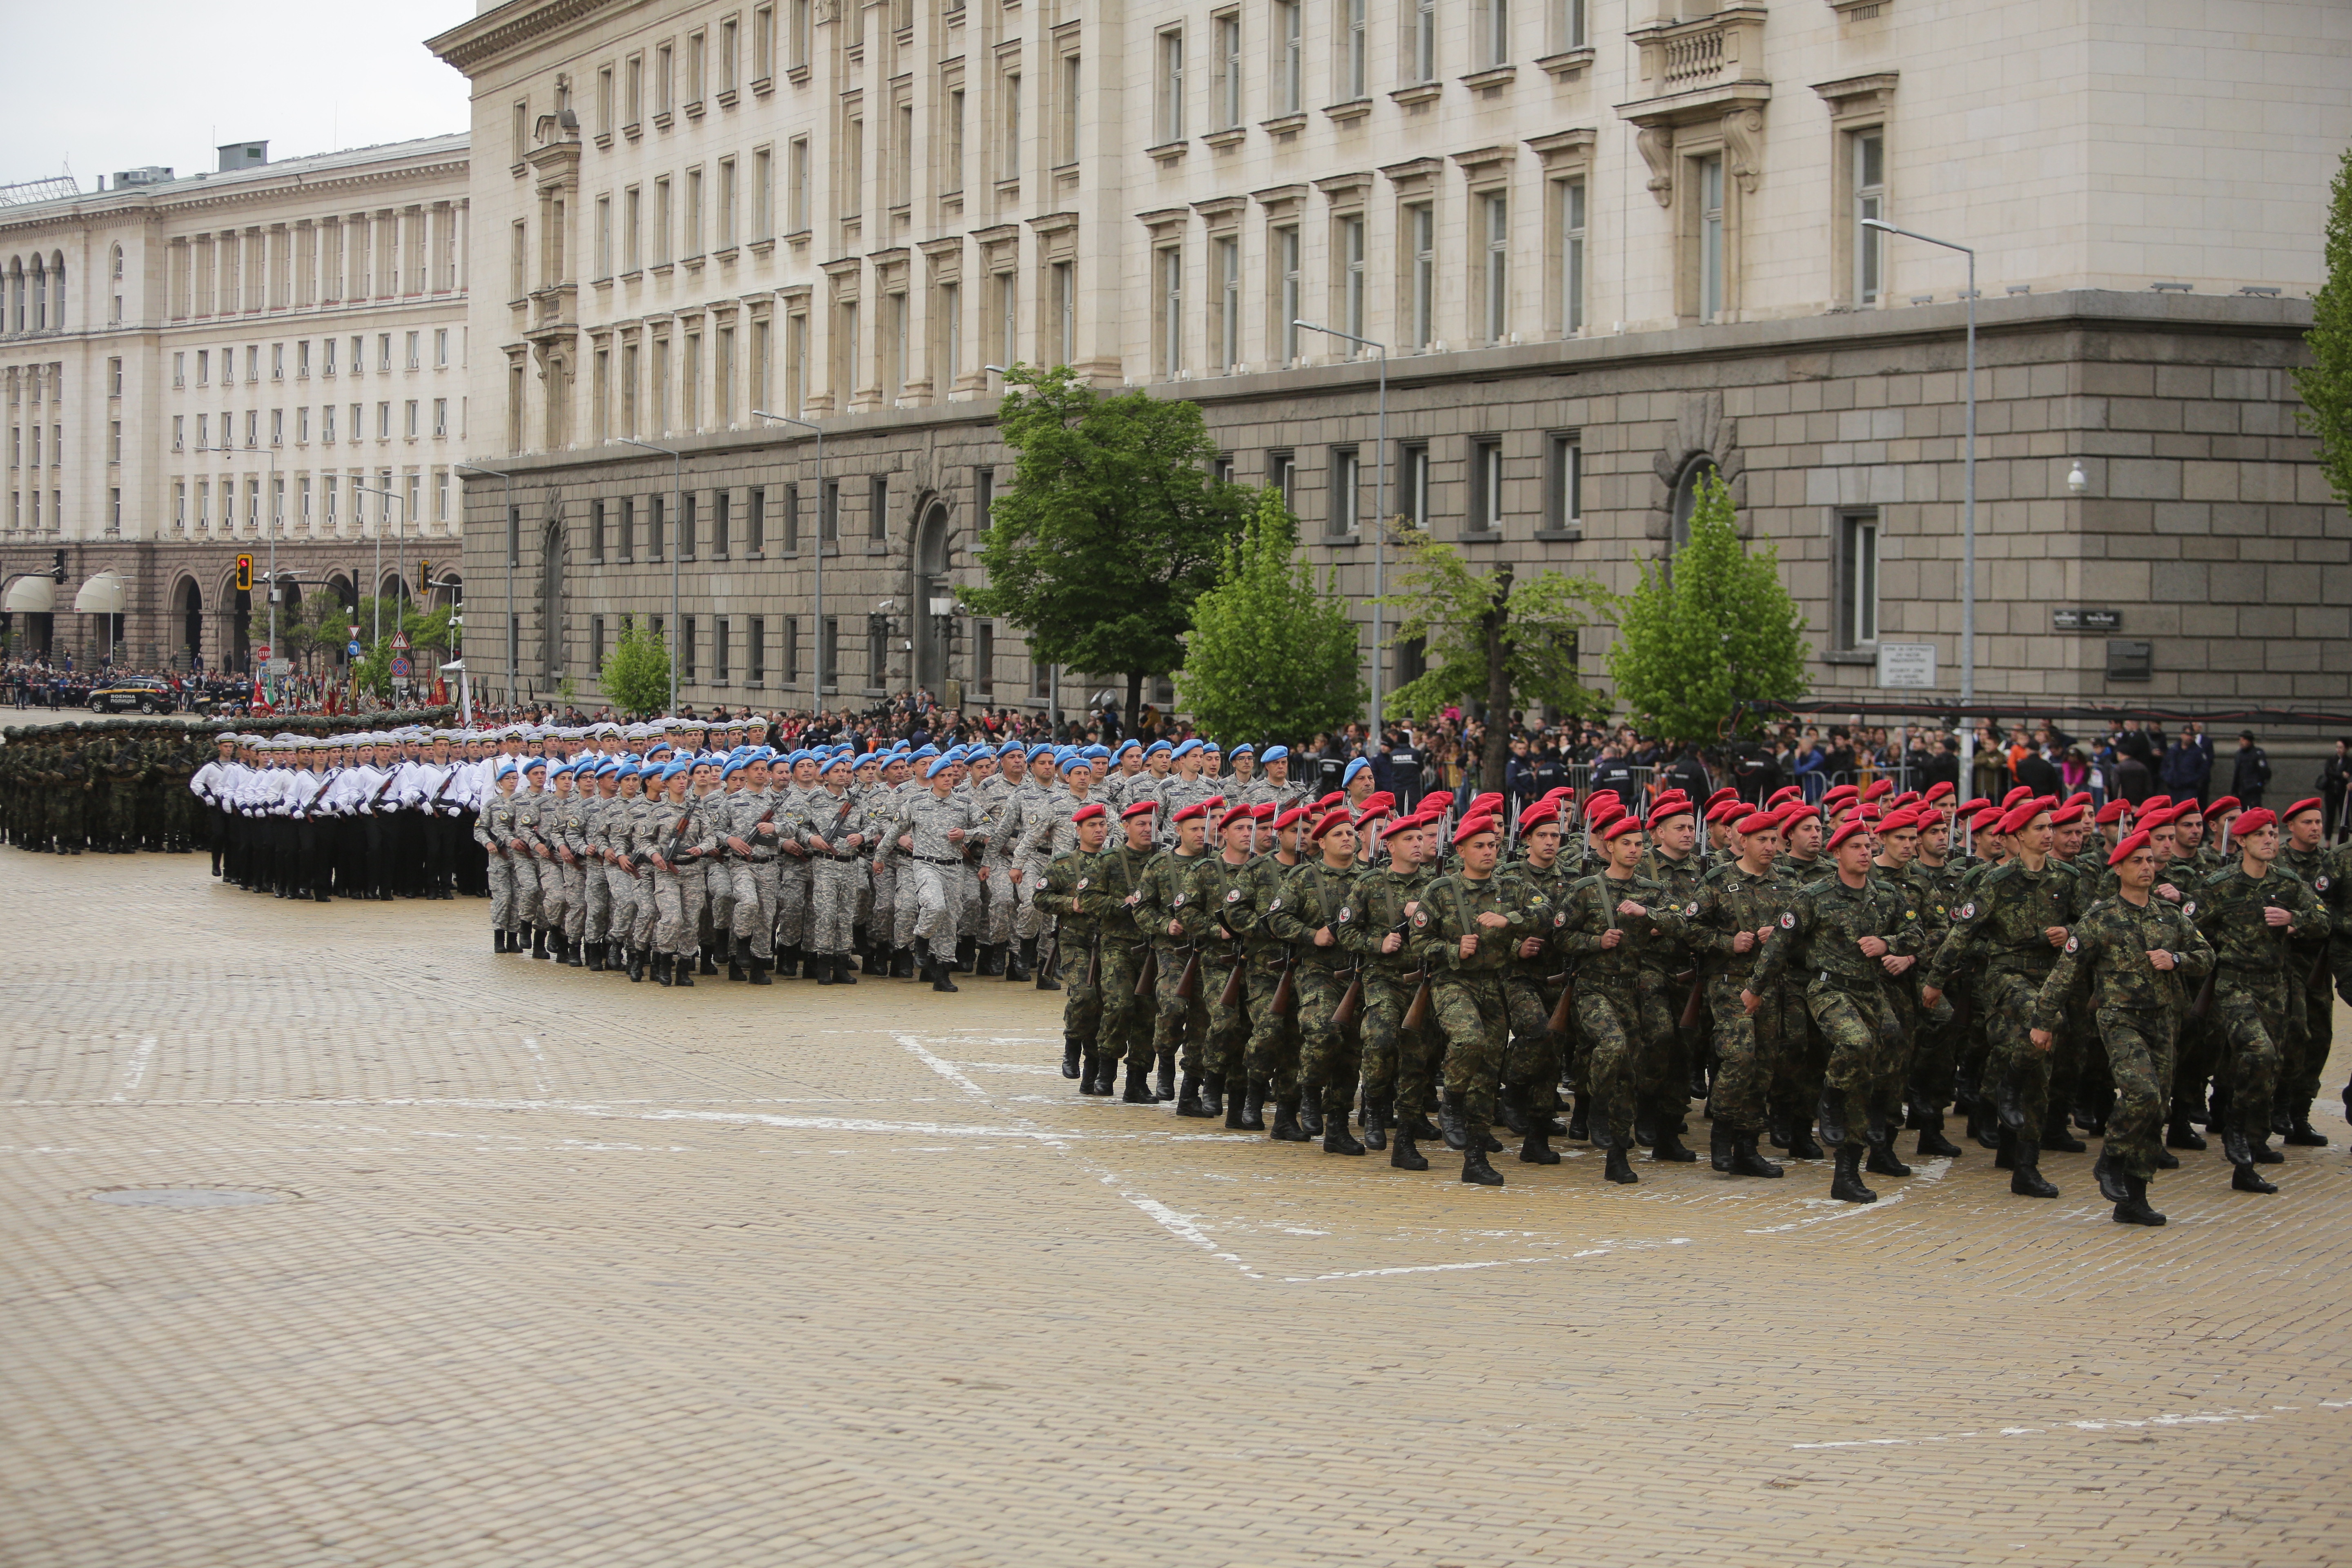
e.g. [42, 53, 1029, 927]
[600, 617, 673, 717]
[1376, 528, 1608, 789]
[960, 365, 1252, 729]
[2293, 145, 2352, 515]
[1604, 472, 1810, 743]
[1176, 486, 1367, 747]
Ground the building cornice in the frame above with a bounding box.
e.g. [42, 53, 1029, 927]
[428, 0, 612, 76]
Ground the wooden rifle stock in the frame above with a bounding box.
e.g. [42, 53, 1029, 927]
[1674, 967, 1704, 1030]
[1135, 942, 1159, 1000]
[1173, 946, 1204, 1000]
[1544, 969, 1575, 1036]
[1403, 965, 1435, 1033]
[1331, 963, 1365, 1031]
[1216, 947, 1249, 1008]
[1269, 953, 1299, 1018]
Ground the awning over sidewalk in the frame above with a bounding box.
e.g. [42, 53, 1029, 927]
[71, 570, 127, 615]
[3, 574, 56, 612]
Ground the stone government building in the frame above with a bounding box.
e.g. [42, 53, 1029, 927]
[0, 137, 475, 675]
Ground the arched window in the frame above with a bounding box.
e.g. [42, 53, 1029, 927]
[50, 251, 65, 328]
[111, 244, 124, 281]
[30, 256, 47, 332]
[4, 258, 17, 334]
[1670, 454, 1721, 550]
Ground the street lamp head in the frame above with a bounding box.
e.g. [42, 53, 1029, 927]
[1861, 218, 1895, 233]
[2067, 461, 2090, 496]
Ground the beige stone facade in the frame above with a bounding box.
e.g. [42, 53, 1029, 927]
[429, 0, 2350, 715]
[0, 137, 471, 674]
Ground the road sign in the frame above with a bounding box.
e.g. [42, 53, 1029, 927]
[390, 656, 413, 680]
[267, 658, 292, 676]
[347, 641, 363, 657]
[391, 630, 410, 651]
[255, 644, 271, 663]
[1876, 643, 1937, 689]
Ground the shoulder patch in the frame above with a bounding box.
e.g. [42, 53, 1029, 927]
[1269, 896, 1282, 910]
[1779, 911, 1797, 929]
[2064, 935, 2078, 954]
[2183, 900, 2196, 918]
[1958, 901, 1976, 920]
[1076, 877, 1089, 891]
[1226, 888, 1242, 903]
[1685, 901, 1699, 917]
[1554, 910, 1566, 927]
[2318, 875, 2332, 892]
[1412, 909, 1429, 928]
[1337, 907, 1352, 922]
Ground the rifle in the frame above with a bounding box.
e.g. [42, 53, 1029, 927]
[1085, 927, 1103, 992]
[1675, 967, 1705, 1029]
[1135, 941, 1160, 1000]
[1269, 951, 1300, 1018]
[2189, 968, 2216, 1021]
[1173, 944, 1204, 1000]
[659, 808, 697, 869]
[1545, 969, 1575, 1036]
[1331, 960, 1364, 1031]
[1216, 944, 1249, 1008]
[1403, 963, 1436, 1033]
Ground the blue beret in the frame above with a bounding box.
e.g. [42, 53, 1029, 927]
[1026, 744, 1052, 761]
[1116, 739, 1141, 757]
[1145, 740, 1173, 757]
[1227, 742, 1254, 759]
[1260, 745, 1288, 764]
[661, 761, 690, 781]
[721, 757, 750, 778]
[522, 755, 548, 772]
[913, 744, 940, 761]
[822, 753, 852, 774]
[1059, 753, 1092, 775]
[926, 755, 954, 779]
[494, 760, 519, 779]
[1172, 739, 1202, 760]
[1343, 756, 1372, 784]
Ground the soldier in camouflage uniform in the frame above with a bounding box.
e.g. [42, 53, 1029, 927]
[1089, 803, 1164, 1100]
[797, 754, 866, 985]
[1920, 801, 2080, 1199]
[1689, 807, 1795, 1178]
[1134, 800, 1213, 1109]
[2032, 826, 2213, 1226]
[1901, 803, 1970, 1156]
[1554, 813, 1689, 1184]
[1180, 808, 1276, 1129]
[549, 762, 594, 965]
[1033, 802, 1113, 1081]
[1340, 811, 1437, 1163]
[2272, 797, 2337, 1145]
[1266, 806, 1365, 1150]
[1638, 793, 1710, 1141]
[2192, 806, 2327, 1189]
[474, 760, 525, 950]
[1409, 811, 1542, 1185]
[1494, 800, 1576, 1164]
[1748, 817, 1926, 1205]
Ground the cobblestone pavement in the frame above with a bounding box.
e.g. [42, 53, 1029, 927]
[3, 853, 2348, 1568]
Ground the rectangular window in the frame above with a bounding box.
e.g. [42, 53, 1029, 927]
[598, 65, 616, 134]
[686, 30, 705, 107]
[822, 478, 839, 544]
[685, 168, 704, 258]
[1268, 450, 1296, 511]
[1408, 203, 1435, 350]
[1213, 235, 1241, 371]
[866, 616, 887, 691]
[1477, 0, 1510, 68]
[1059, 53, 1081, 166]
[658, 42, 676, 114]
[1158, 29, 1186, 143]
[1329, 445, 1359, 535]
[1213, 12, 1242, 128]
[681, 489, 698, 556]
[510, 220, 528, 300]
[1274, 0, 1303, 113]
[944, 89, 966, 194]
[404, 401, 419, 438]
[1001, 74, 1021, 182]
[619, 497, 635, 560]
[1482, 191, 1509, 342]
[719, 157, 739, 247]
[655, 177, 673, 265]
[649, 494, 666, 559]
[1543, 434, 1581, 533]
[1392, 442, 1430, 526]
[783, 481, 802, 550]
[1468, 437, 1503, 532]
[869, 473, 888, 541]
[976, 620, 994, 695]
[713, 488, 731, 556]
[755, 4, 775, 82]
[749, 615, 767, 684]
[434, 397, 449, 437]
[754, 147, 774, 238]
[591, 614, 607, 672]
[843, 117, 864, 217]
[1412, 0, 1437, 81]
[791, 0, 811, 69]
[820, 615, 839, 689]
[624, 186, 642, 272]
[722, 17, 739, 94]
[682, 615, 698, 680]
[996, 272, 1016, 370]
[1854, 130, 1886, 306]
[1556, 0, 1588, 49]
[1338, 214, 1366, 338]
[1341, 0, 1368, 98]
[1030, 642, 1050, 699]
[405, 331, 421, 370]
[1699, 154, 1726, 323]
[887, 292, 908, 398]
[1560, 176, 1587, 334]
[715, 618, 731, 684]
[1276, 225, 1301, 364]
[748, 485, 766, 553]
[591, 499, 607, 560]
[1838, 510, 1879, 648]
[1157, 246, 1183, 378]
[1051, 262, 1073, 366]
[784, 615, 801, 684]
[788, 138, 811, 230]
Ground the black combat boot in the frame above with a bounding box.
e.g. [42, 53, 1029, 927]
[1061, 1034, 1083, 1079]
[955, 936, 977, 973]
[2232, 1162, 2279, 1194]
[1123, 1057, 1155, 1104]
[1176, 1073, 1210, 1118]
[674, 952, 696, 987]
[862, 944, 887, 976]
[815, 952, 836, 986]
[1298, 1095, 1324, 1138]
[1271, 1098, 1311, 1142]
[1865, 1137, 1912, 1178]
[2283, 1100, 2330, 1146]
[1391, 1125, 1430, 1171]
[1815, 1089, 1848, 1150]
[1709, 1120, 1733, 1173]
[627, 947, 646, 983]
[1915, 1113, 1963, 1158]
[2150, 1142, 2178, 1169]
[494, 930, 507, 955]
[586, 940, 606, 973]
[697, 945, 719, 976]
[1460, 1144, 1504, 1186]
[1361, 1089, 1388, 1153]
[1568, 1093, 1593, 1143]
[1222, 1078, 1248, 1130]
[1790, 1113, 1827, 1160]
[1994, 1072, 2027, 1132]
[1004, 939, 1033, 982]
[834, 955, 857, 985]
[930, 949, 961, 994]
[1401, 1108, 1442, 1142]
[1765, 1107, 1792, 1151]
[1829, 1143, 1877, 1204]
[2250, 1132, 2285, 1165]
[1076, 1050, 1103, 1096]
[748, 951, 773, 985]
[1155, 1049, 1176, 1101]
[1517, 1127, 1559, 1165]
[2008, 1144, 2058, 1198]
[1239, 1081, 1268, 1132]
[2166, 1109, 2208, 1151]
[1994, 1126, 2018, 1170]
[1634, 1111, 1657, 1148]
[531, 926, 549, 960]
[1966, 1100, 2001, 1149]
[1728, 1132, 1784, 1179]
[2040, 1108, 2087, 1154]
[2092, 1145, 2129, 1205]
[1323, 1113, 1366, 1156]
[1602, 1147, 1639, 1185]
[1437, 1095, 1470, 1153]
[655, 953, 674, 986]
[728, 939, 749, 982]
[566, 936, 585, 967]
[1497, 1088, 1530, 1138]
[2113, 1173, 2166, 1226]
[891, 947, 916, 980]
[1650, 1124, 1697, 1163]
[1201, 1072, 1227, 1118]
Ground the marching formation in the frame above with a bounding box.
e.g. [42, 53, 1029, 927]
[1033, 772, 2351, 1228]
[178, 715, 2349, 1227]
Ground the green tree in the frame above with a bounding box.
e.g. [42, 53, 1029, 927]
[1376, 528, 1608, 790]
[601, 616, 672, 717]
[2293, 145, 2352, 514]
[1176, 486, 1366, 747]
[1605, 472, 1810, 744]
[960, 364, 1251, 729]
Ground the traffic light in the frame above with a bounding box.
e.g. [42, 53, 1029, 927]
[50, 549, 65, 583]
[235, 554, 254, 592]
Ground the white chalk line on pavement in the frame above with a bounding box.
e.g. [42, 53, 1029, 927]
[1792, 1399, 2352, 1450]
[110, 1036, 159, 1102]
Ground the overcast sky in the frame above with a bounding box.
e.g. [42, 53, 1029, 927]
[3, 0, 479, 192]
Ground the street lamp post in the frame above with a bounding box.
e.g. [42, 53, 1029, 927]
[209, 443, 280, 697]
[1862, 218, 1976, 777]
[615, 437, 684, 715]
[453, 463, 512, 708]
[1291, 324, 1387, 748]
[751, 410, 823, 709]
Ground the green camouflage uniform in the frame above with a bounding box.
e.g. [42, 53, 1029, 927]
[1337, 860, 1434, 1124]
[2274, 842, 2338, 1120]
[1496, 854, 1576, 1122]
[1093, 840, 1161, 1070]
[1920, 860, 2080, 1149]
[1175, 853, 1263, 1092]
[1751, 871, 1925, 1145]
[1412, 869, 1541, 1132]
[2192, 862, 2326, 1151]
[1689, 858, 1797, 1133]
[1552, 871, 1687, 1148]
[1132, 847, 1207, 1073]
[1033, 849, 1108, 1051]
[1267, 858, 1360, 1120]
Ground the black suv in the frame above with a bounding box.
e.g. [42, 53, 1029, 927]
[89, 676, 177, 715]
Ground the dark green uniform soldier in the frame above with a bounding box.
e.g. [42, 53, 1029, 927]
[2273, 798, 2338, 1145]
[2031, 826, 2212, 1226]
[1032, 804, 1113, 1087]
[1410, 812, 1540, 1185]
[1552, 815, 1690, 1184]
[1900, 811, 1969, 1155]
[2191, 807, 2327, 1189]
[1177, 826, 1271, 1131]
[1094, 805, 1164, 1103]
[1688, 808, 1795, 1178]
[1639, 803, 1711, 1134]
[1747, 817, 1926, 1205]
[1337, 813, 1436, 1163]
[1134, 802, 1213, 1111]
[1265, 812, 1363, 1149]
[1494, 804, 1576, 1161]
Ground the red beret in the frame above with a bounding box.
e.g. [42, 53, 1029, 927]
[2063, 792, 2094, 811]
[1251, 801, 1278, 820]
[1824, 784, 1858, 804]
[1826, 818, 1873, 852]
[1272, 806, 1311, 831]
[2094, 800, 2130, 824]
[1599, 815, 1645, 842]
[1421, 791, 1454, 811]
[1969, 808, 2005, 832]
[1354, 805, 1392, 829]
[2001, 786, 2034, 807]
[1878, 808, 1922, 833]
[1127, 800, 1165, 822]
[1705, 800, 1745, 823]
[1542, 786, 1576, 803]
[1309, 809, 1355, 841]
[1864, 778, 1893, 800]
[2203, 795, 2240, 819]
[1997, 802, 2047, 835]
[1379, 814, 1424, 842]
[2283, 797, 2324, 823]
[2107, 829, 2153, 868]
[1219, 806, 1257, 834]
[2140, 795, 2173, 815]
[1767, 786, 1804, 807]
[1705, 787, 1739, 806]
[1889, 791, 1921, 809]
[1518, 800, 1560, 830]
[1587, 802, 1625, 828]
[1957, 797, 1991, 815]
[1316, 791, 1347, 810]
[2048, 804, 2087, 827]
[1357, 791, 1395, 817]
[1649, 800, 1695, 825]
[1651, 788, 1691, 806]
[2232, 807, 2277, 835]
[1469, 792, 1507, 815]
[1071, 802, 1108, 823]
[1923, 782, 1955, 802]
[1735, 811, 1778, 835]
[1454, 814, 1501, 847]
[1773, 802, 1814, 828]
[1586, 789, 1621, 808]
